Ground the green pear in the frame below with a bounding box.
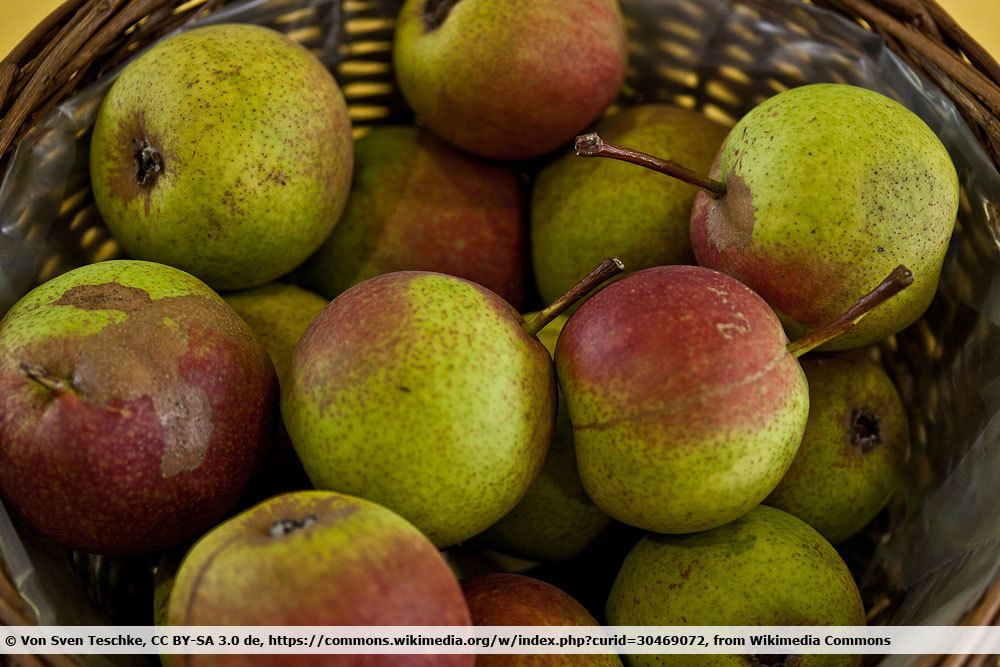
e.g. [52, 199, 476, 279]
[767, 355, 908, 543]
[480, 315, 611, 561]
[302, 126, 527, 307]
[282, 261, 623, 547]
[607, 506, 865, 667]
[393, 0, 627, 159]
[576, 83, 958, 349]
[90, 24, 354, 290]
[223, 284, 327, 387]
[532, 104, 727, 304]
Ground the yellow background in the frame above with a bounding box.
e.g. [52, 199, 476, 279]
[0, 0, 997, 63]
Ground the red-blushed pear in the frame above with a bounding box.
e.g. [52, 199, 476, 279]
[302, 126, 527, 308]
[0, 260, 277, 555]
[461, 573, 622, 667]
[555, 264, 912, 534]
[393, 0, 627, 160]
[168, 491, 473, 667]
[282, 259, 624, 547]
[574, 84, 958, 350]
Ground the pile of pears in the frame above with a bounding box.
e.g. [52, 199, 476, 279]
[0, 0, 959, 664]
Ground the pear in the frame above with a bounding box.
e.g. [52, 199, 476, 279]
[302, 126, 527, 307]
[0, 260, 276, 554]
[168, 490, 473, 667]
[393, 0, 627, 160]
[480, 315, 611, 561]
[462, 573, 622, 666]
[223, 283, 327, 387]
[575, 83, 958, 349]
[90, 24, 354, 290]
[555, 264, 912, 534]
[224, 283, 327, 494]
[532, 105, 727, 304]
[767, 355, 908, 543]
[606, 506, 864, 667]
[282, 260, 623, 547]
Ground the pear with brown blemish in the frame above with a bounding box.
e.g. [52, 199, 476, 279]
[0, 260, 277, 555]
[90, 24, 353, 290]
[282, 259, 624, 548]
[555, 263, 912, 534]
[576, 83, 958, 350]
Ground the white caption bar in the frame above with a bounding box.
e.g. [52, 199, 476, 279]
[0, 626, 997, 655]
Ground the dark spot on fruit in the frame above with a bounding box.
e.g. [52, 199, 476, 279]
[55, 282, 153, 312]
[398, 385, 412, 393]
[133, 138, 163, 188]
[850, 408, 881, 453]
[269, 514, 319, 537]
[423, 0, 461, 30]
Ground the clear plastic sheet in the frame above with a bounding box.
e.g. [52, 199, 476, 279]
[0, 0, 998, 660]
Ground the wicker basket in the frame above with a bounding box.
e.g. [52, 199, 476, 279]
[1, 0, 999, 665]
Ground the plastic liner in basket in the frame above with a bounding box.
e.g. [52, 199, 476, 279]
[0, 0, 998, 660]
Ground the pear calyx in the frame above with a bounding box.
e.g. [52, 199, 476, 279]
[132, 138, 163, 188]
[423, 0, 462, 30]
[269, 514, 319, 538]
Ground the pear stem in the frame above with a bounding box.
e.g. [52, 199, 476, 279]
[20, 362, 68, 395]
[522, 257, 625, 336]
[574, 133, 728, 198]
[786, 265, 914, 358]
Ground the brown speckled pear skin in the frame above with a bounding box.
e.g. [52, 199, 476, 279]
[556, 266, 808, 534]
[0, 260, 277, 555]
[89, 24, 354, 290]
[691, 83, 958, 350]
[532, 105, 728, 304]
[393, 0, 627, 160]
[766, 355, 908, 543]
[480, 315, 612, 561]
[302, 126, 528, 308]
[607, 506, 864, 667]
[168, 490, 473, 667]
[282, 272, 555, 547]
[462, 573, 622, 666]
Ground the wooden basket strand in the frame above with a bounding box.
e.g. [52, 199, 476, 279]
[0, 1, 1000, 666]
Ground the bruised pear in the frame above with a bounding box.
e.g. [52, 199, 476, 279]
[576, 84, 958, 349]
[90, 24, 353, 290]
[0, 261, 276, 554]
[393, 0, 627, 160]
